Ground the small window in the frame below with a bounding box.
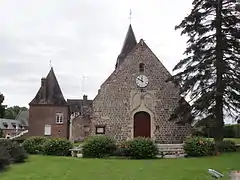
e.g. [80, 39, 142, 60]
[139, 63, 145, 72]
[44, 125, 51, 136]
[3, 122, 8, 129]
[56, 113, 64, 124]
[95, 125, 105, 135]
[11, 123, 16, 129]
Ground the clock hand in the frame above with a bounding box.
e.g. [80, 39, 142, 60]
[137, 77, 143, 82]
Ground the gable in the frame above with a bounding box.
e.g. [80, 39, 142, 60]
[100, 39, 175, 93]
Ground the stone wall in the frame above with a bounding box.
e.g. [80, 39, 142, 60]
[91, 40, 192, 143]
[70, 116, 91, 142]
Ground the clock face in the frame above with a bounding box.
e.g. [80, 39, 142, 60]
[136, 75, 149, 88]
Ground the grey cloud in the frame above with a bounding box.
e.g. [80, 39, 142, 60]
[0, 0, 193, 106]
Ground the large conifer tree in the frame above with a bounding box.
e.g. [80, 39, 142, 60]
[171, 0, 240, 142]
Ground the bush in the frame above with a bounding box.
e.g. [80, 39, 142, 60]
[183, 136, 215, 157]
[42, 138, 73, 156]
[10, 141, 28, 163]
[215, 140, 237, 152]
[124, 137, 158, 159]
[82, 136, 116, 158]
[22, 136, 48, 154]
[0, 128, 3, 138]
[0, 139, 28, 163]
[0, 145, 11, 171]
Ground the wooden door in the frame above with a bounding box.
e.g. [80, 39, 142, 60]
[134, 111, 151, 138]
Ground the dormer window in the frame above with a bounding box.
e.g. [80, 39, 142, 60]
[3, 122, 8, 129]
[56, 112, 64, 124]
[12, 123, 16, 129]
[139, 63, 145, 72]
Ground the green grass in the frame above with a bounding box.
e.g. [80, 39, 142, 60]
[1, 153, 240, 180]
[208, 138, 240, 144]
[225, 138, 240, 144]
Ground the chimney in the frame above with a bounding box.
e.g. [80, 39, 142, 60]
[41, 78, 47, 102]
[83, 95, 88, 106]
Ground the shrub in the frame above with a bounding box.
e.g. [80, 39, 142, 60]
[0, 128, 3, 138]
[0, 139, 28, 163]
[82, 136, 116, 158]
[42, 138, 73, 156]
[10, 141, 28, 163]
[215, 140, 237, 153]
[22, 136, 48, 154]
[0, 145, 11, 171]
[183, 136, 215, 157]
[124, 137, 158, 159]
[112, 142, 128, 157]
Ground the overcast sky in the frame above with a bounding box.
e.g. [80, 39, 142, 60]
[0, 0, 193, 107]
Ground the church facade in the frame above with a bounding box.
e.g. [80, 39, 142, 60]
[28, 24, 192, 143]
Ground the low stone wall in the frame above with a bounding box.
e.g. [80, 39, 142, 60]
[2, 129, 26, 138]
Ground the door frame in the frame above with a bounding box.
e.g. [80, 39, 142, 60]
[130, 108, 155, 139]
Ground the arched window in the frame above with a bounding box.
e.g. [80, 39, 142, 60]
[139, 63, 145, 72]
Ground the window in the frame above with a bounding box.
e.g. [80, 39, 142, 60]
[95, 125, 106, 135]
[139, 63, 145, 72]
[56, 112, 64, 124]
[44, 125, 51, 136]
[3, 122, 8, 129]
[11, 123, 16, 129]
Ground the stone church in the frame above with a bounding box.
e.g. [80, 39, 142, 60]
[28, 24, 192, 144]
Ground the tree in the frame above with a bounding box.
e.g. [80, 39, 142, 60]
[0, 93, 5, 118]
[170, 0, 240, 143]
[4, 106, 28, 119]
[0, 128, 3, 138]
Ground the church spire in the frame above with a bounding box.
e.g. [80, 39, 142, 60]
[115, 24, 137, 69]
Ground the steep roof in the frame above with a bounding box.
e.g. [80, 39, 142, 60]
[29, 67, 67, 106]
[115, 24, 137, 69]
[15, 110, 29, 126]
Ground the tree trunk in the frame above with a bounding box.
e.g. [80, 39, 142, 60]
[214, 0, 224, 145]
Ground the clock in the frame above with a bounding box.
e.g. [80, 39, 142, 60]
[136, 75, 149, 88]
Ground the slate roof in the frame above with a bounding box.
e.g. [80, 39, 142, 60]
[0, 118, 25, 129]
[29, 67, 67, 106]
[67, 98, 92, 114]
[115, 24, 137, 69]
[15, 110, 29, 126]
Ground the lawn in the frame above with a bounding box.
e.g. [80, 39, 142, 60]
[0, 153, 240, 180]
[225, 138, 240, 144]
[208, 138, 240, 144]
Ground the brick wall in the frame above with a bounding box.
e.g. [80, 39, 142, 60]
[28, 105, 69, 139]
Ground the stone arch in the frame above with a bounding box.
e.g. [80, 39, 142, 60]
[133, 111, 151, 138]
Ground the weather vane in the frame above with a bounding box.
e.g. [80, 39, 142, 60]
[129, 9, 132, 24]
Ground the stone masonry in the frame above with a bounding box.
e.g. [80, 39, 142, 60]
[90, 37, 192, 143]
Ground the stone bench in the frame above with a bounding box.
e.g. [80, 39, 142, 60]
[156, 144, 185, 158]
[69, 147, 82, 157]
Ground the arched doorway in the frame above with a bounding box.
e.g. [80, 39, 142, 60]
[133, 111, 151, 138]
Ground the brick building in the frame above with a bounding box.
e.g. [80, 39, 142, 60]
[28, 68, 69, 138]
[28, 24, 192, 143]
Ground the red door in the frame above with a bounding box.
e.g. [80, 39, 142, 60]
[134, 111, 151, 138]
